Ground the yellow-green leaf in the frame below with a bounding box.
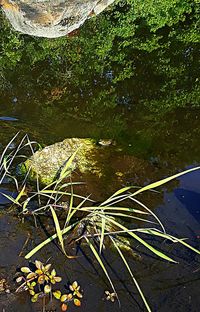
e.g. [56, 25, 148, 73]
[44, 285, 51, 294]
[27, 272, 36, 279]
[21, 267, 31, 273]
[35, 260, 43, 270]
[61, 294, 68, 302]
[54, 276, 62, 283]
[53, 290, 61, 300]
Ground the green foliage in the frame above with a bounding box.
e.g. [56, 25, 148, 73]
[0, 0, 199, 135]
[16, 260, 82, 311]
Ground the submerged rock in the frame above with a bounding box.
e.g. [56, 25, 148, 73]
[19, 138, 109, 185]
[1, 0, 115, 38]
[66, 214, 142, 260]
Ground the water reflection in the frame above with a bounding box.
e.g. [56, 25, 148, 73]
[0, 2, 200, 311]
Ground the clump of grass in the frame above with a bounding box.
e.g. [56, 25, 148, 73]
[1, 134, 200, 312]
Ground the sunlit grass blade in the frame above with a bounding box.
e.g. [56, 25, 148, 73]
[64, 181, 74, 227]
[98, 214, 177, 263]
[77, 206, 149, 214]
[25, 221, 78, 259]
[110, 236, 151, 312]
[0, 132, 19, 170]
[64, 194, 93, 223]
[16, 185, 26, 203]
[58, 150, 78, 181]
[101, 186, 134, 206]
[6, 173, 19, 191]
[50, 206, 76, 259]
[132, 166, 200, 196]
[59, 182, 85, 189]
[105, 212, 156, 224]
[0, 192, 21, 206]
[39, 190, 94, 202]
[84, 236, 119, 305]
[136, 228, 200, 255]
[3, 156, 9, 173]
[22, 197, 30, 213]
[50, 206, 65, 253]
[99, 215, 106, 254]
[128, 196, 165, 233]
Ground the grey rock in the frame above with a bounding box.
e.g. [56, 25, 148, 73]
[18, 138, 102, 185]
[1, 0, 115, 38]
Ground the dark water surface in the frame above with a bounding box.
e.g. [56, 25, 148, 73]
[0, 6, 200, 312]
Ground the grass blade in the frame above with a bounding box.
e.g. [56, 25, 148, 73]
[99, 214, 177, 263]
[65, 181, 74, 226]
[101, 187, 134, 206]
[77, 206, 148, 214]
[110, 236, 151, 312]
[105, 212, 156, 224]
[25, 222, 78, 259]
[133, 167, 200, 196]
[0, 192, 21, 206]
[84, 236, 119, 304]
[58, 150, 78, 181]
[99, 215, 106, 254]
[50, 206, 65, 254]
[136, 229, 200, 255]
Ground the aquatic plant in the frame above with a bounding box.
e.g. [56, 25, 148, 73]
[1, 134, 200, 312]
[16, 260, 83, 311]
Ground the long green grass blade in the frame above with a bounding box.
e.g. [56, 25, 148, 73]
[16, 185, 26, 203]
[128, 196, 165, 233]
[99, 214, 177, 263]
[78, 206, 148, 214]
[137, 229, 200, 255]
[64, 182, 74, 228]
[0, 192, 21, 206]
[99, 215, 106, 254]
[101, 187, 133, 206]
[110, 236, 151, 312]
[25, 222, 78, 259]
[64, 195, 93, 223]
[50, 206, 65, 254]
[133, 167, 200, 196]
[84, 236, 119, 303]
[105, 212, 156, 224]
[39, 190, 94, 202]
[59, 150, 78, 181]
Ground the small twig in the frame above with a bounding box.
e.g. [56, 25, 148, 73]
[19, 233, 31, 257]
[15, 276, 35, 293]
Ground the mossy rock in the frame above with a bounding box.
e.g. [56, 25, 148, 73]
[18, 138, 105, 185]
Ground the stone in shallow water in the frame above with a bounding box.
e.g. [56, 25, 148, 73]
[19, 138, 101, 185]
[1, 0, 115, 38]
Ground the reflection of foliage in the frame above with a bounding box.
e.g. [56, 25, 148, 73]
[0, 0, 199, 117]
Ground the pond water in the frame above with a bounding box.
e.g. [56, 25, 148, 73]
[0, 2, 200, 312]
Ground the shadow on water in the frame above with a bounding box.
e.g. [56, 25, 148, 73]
[174, 188, 200, 224]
